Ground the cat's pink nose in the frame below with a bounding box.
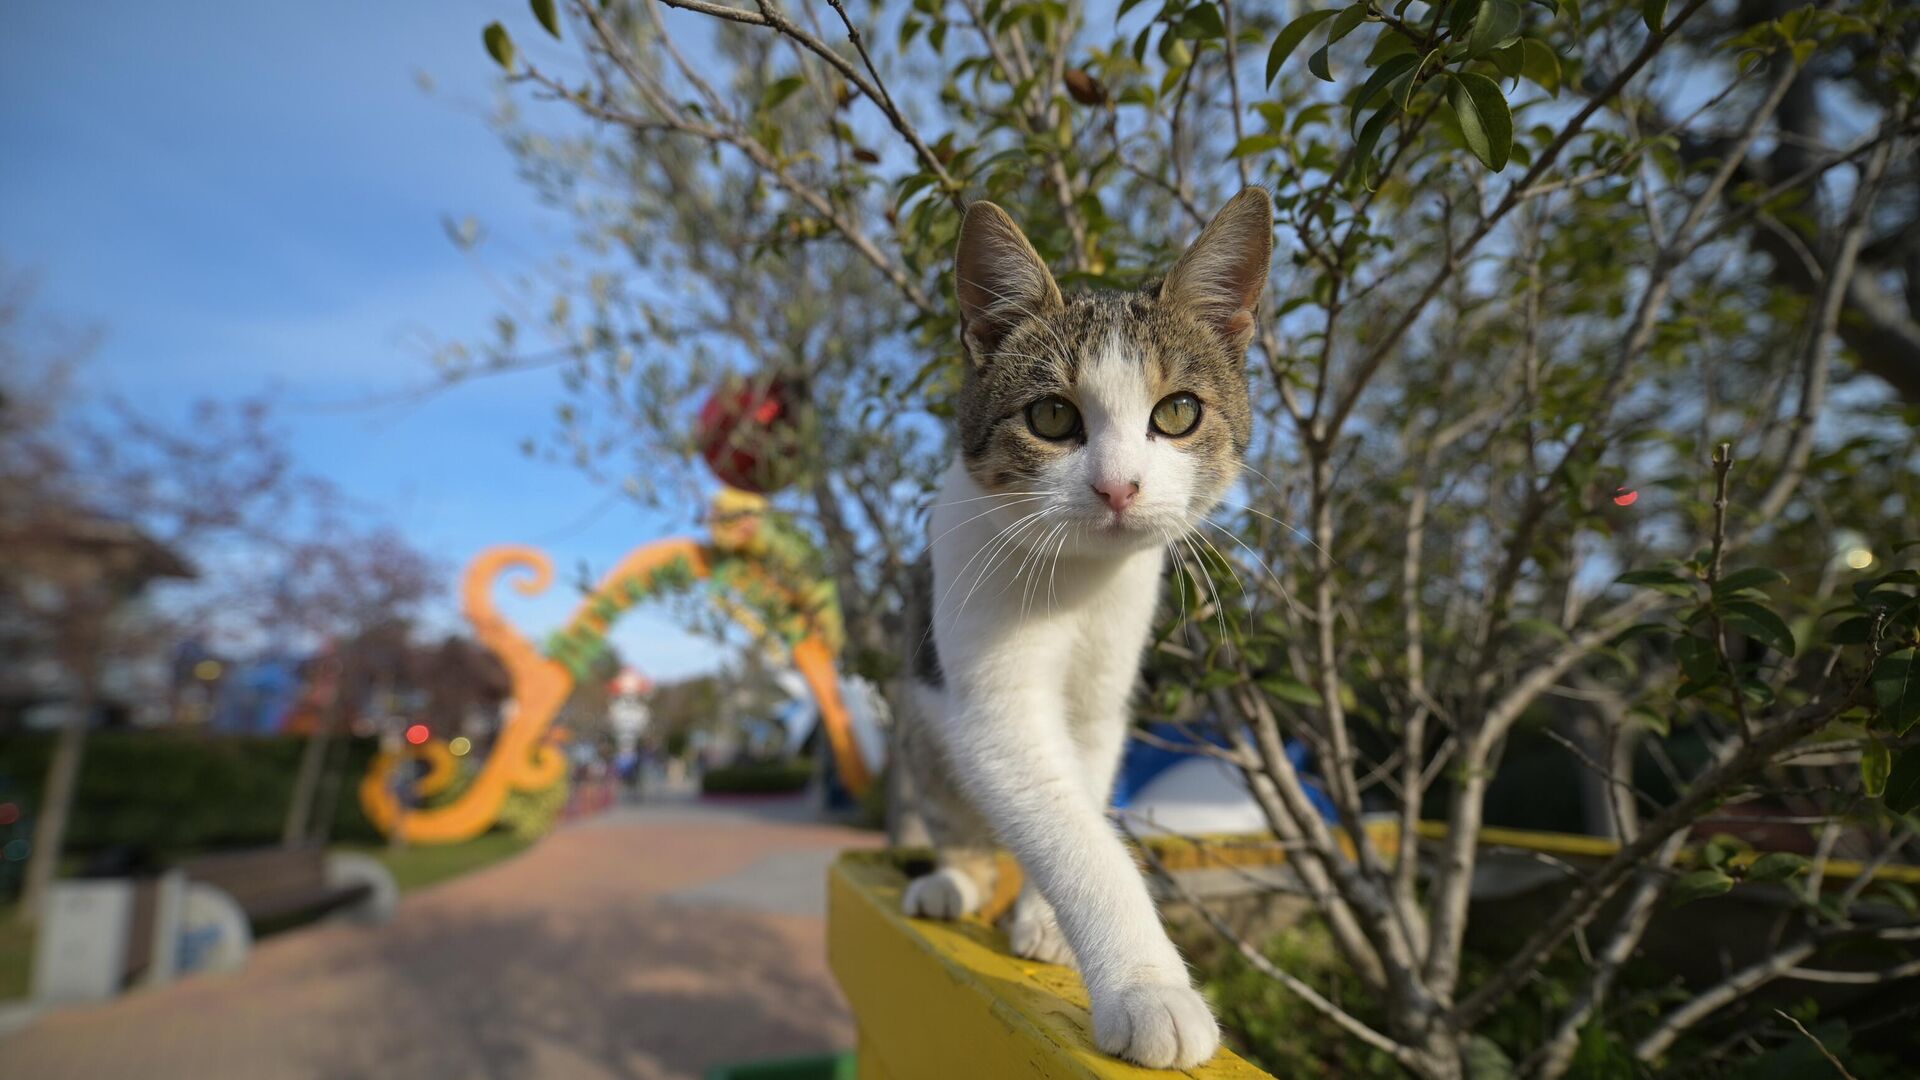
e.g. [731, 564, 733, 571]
[1092, 479, 1141, 513]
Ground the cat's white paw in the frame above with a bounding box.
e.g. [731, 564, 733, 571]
[1091, 980, 1220, 1070]
[1004, 894, 1075, 967]
[901, 867, 981, 920]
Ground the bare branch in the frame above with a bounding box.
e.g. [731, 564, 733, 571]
[1129, 820, 1425, 1070]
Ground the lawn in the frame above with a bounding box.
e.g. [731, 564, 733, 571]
[0, 907, 31, 1001]
[344, 831, 533, 894]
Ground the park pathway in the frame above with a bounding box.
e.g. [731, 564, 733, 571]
[1, 797, 882, 1079]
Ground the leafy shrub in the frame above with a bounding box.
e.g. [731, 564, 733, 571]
[701, 760, 814, 795]
[498, 775, 570, 841]
[0, 731, 382, 870]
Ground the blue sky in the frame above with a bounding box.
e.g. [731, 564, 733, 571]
[1, 1, 722, 678]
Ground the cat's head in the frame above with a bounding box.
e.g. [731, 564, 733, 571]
[951, 187, 1272, 552]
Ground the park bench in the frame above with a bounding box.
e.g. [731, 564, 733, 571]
[179, 845, 373, 928]
[36, 846, 396, 1004]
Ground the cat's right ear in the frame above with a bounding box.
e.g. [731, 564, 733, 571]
[954, 201, 1063, 365]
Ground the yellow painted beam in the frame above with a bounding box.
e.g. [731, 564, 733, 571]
[831, 822, 1916, 1078]
[1410, 820, 1920, 885]
[828, 853, 1274, 1080]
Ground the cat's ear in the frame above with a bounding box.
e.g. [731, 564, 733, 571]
[1160, 186, 1273, 352]
[954, 201, 1063, 364]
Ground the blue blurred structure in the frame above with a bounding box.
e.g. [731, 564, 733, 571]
[208, 657, 308, 734]
[1113, 721, 1337, 822]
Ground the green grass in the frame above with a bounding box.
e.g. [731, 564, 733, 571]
[343, 831, 534, 894]
[1, 905, 33, 1002]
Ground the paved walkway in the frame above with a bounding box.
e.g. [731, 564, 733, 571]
[2, 797, 883, 1079]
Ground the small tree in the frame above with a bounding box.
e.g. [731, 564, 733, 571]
[0, 270, 439, 916]
[463, 0, 1919, 1073]
[279, 529, 439, 847]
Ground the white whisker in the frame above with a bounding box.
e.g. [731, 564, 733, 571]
[919, 495, 1050, 555]
[952, 507, 1060, 626]
[922, 490, 1052, 511]
[1222, 493, 1340, 566]
[1046, 524, 1072, 615]
[1199, 518, 1305, 621]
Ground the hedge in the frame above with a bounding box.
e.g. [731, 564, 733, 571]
[700, 759, 814, 795]
[0, 730, 385, 866]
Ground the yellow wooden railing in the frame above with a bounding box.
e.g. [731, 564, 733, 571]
[828, 851, 1273, 1079]
[828, 824, 1916, 1078]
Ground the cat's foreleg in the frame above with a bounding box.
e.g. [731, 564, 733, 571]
[1004, 692, 1132, 969]
[942, 681, 1218, 1069]
[899, 696, 999, 920]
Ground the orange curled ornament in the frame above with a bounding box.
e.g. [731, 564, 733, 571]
[361, 499, 871, 844]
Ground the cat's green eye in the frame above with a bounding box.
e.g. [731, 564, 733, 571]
[1026, 395, 1081, 441]
[1150, 392, 1202, 437]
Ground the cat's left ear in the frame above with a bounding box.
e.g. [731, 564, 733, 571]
[1160, 186, 1273, 352]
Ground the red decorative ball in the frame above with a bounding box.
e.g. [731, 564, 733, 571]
[697, 377, 802, 494]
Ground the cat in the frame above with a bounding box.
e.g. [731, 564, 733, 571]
[897, 187, 1272, 1070]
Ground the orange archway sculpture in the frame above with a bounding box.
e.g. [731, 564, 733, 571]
[361, 497, 872, 844]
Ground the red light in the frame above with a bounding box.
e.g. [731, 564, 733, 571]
[0, 803, 17, 826]
[405, 724, 431, 746]
[1612, 488, 1638, 507]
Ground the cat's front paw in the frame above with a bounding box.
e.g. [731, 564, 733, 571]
[1091, 980, 1220, 1070]
[901, 867, 982, 920]
[1004, 894, 1075, 967]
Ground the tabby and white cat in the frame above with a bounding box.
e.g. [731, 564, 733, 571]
[898, 187, 1272, 1069]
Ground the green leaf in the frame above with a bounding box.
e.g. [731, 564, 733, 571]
[1325, 2, 1371, 46]
[1260, 676, 1325, 707]
[1747, 852, 1808, 883]
[1519, 39, 1561, 95]
[531, 0, 561, 39]
[1676, 635, 1719, 685]
[1351, 103, 1397, 189]
[1463, 1037, 1516, 1080]
[1886, 747, 1920, 815]
[1669, 868, 1734, 906]
[1448, 0, 1484, 38]
[1176, 3, 1226, 40]
[1489, 41, 1525, 79]
[1876, 880, 1919, 916]
[1308, 43, 1335, 82]
[1628, 705, 1670, 737]
[1198, 669, 1240, 691]
[1873, 649, 1919, 735]
[1229, 132, 1286, 159]
[1702, 833, 1742, 871]
[1367, 28, 1419, 63]
[1831, 616, 1877, 646]
[1617, 568, 1696, 597]
[1511, 617, 1573, 644]
[1863, 739, 1891, 797]
[1714, 567, 1788, 597]
[1445, 71, 1513, 170]
[1266, 8, 1340, 86]
[1640, 0, 1667, 33]
[1351, 53, 1418, 131]
[761, 75, 805, 111]
[1720, 601, 1796, 657]
[483, 22, 516, 71]
[1466, 0, 1522, 57]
